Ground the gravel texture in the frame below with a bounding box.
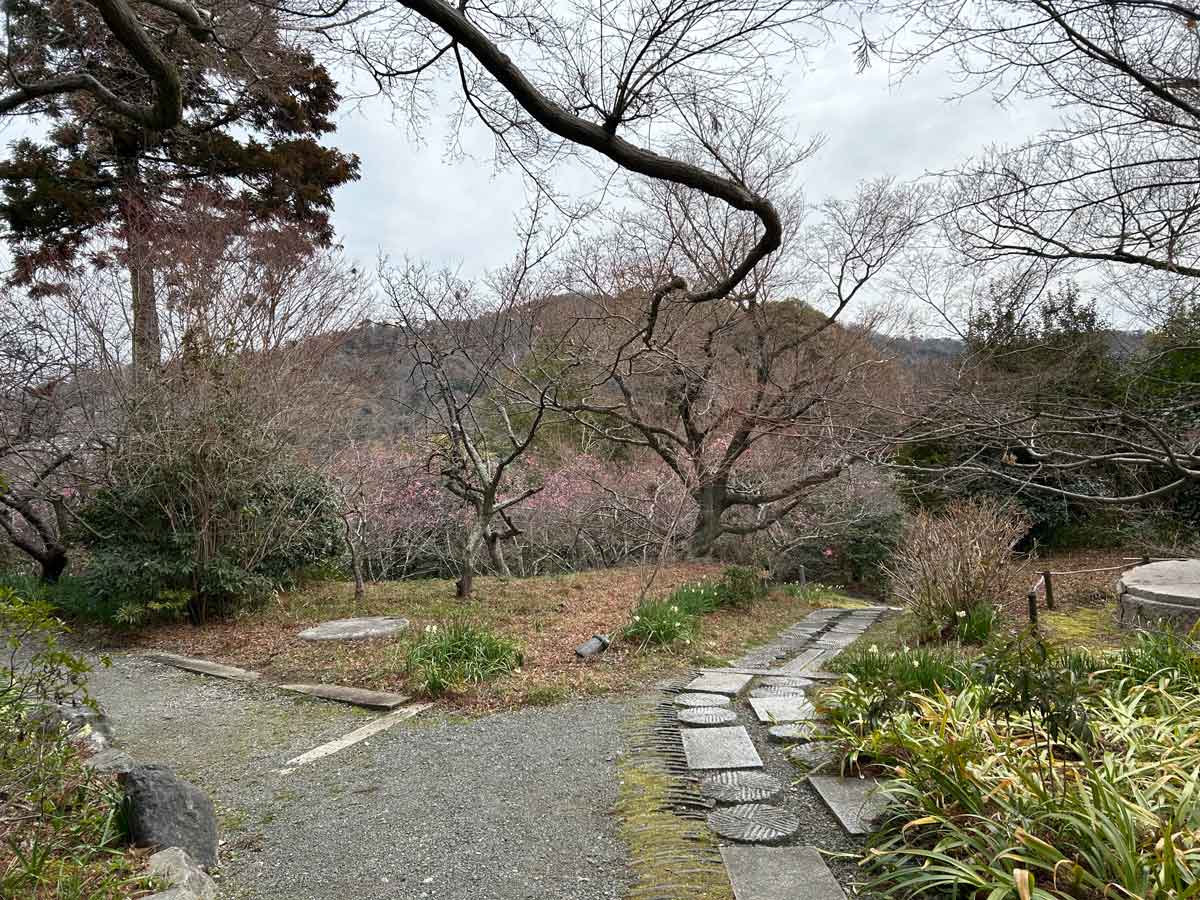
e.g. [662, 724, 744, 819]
[82, 652, 633, 900]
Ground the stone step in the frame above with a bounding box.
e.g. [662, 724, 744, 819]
[280, 683, 411, 710]
[748, 696, 818, 724]
[684, 671, 755, 697]
[145, 652, 261, 683]
[681, 725, 763, 770]
[808, 776, 889, 835]
[721, 846, 846, 900]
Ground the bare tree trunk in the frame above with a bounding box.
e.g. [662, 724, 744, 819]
[0, 504, 70, 582]
[457, 518, 486, 598]
[343, 515, 365, 606]
[118, 150, 162, 373]
[486, 530, 512, 577]
[689, 480, 728, 557]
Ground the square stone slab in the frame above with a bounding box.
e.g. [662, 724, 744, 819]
[681, 726, 763, 770]
[685, 671, 755, 697]
[779, 649, 832, 674]
[748, 696, 818, 723]
[721, 846, 846, 900]
[808, 776, 890, 835]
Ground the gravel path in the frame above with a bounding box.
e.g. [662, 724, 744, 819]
[83, 653, 633, 900]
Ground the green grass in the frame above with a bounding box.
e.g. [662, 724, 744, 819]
[398, 618, 524, 697]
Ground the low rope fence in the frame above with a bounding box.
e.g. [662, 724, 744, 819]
[1022, 555, 1191, 627]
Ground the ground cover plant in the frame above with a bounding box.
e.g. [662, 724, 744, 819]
[401, 618, 524, 697]
[0, 588, 155, 899]
[96, 564, 855, 711]
[819, 627, 1200, 899]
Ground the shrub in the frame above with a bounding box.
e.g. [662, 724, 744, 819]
[403, 619, 523, 697]
[884, 499, 1029, 640]
[714, 565, 766, 608]
[76, 461, 342, 625]
[624, 599, 698, 647]
[1, 589, 153, 897]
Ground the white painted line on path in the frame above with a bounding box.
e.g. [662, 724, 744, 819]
[278, 703, 432, 774]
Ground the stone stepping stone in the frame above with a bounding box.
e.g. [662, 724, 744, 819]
[749, 696, 818, 724]
[721, 846, 847, 900]
[674, 692, 733, 708]
[146, 652, 260, 683]
[685, 671, 754, 697]
[768, 722, 816, 743]
[280, 683, 410, 710]
[298, 616, 409, 642]
[681, 726, 763, 770]
[788, 742, 837, 770]
[700, 771, 784, 805]
[749, 685, 807, 699]
[678, 707, 738, 727]
[708, 803, 800, 844]
[808, 776, 889, 835]
[779, 648, 831, 674]
[759, 676, 815, 689]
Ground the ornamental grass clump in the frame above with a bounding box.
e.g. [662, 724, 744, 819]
[624, 599, 698, 647]
[884, 498, 1029, 640]
[403, 618, 523, 697]
[819, 629, 1200, 899]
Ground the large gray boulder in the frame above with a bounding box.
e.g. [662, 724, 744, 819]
[123, 764, 219, 870]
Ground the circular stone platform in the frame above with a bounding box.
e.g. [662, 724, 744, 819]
[707, 804, 800, 844]
[297, 616, 410, 642]
[700, 772, 785, 804]
[673, 692, 732, 708]
[677, 707, 738, 727]
[1117, 559, 1200, 630]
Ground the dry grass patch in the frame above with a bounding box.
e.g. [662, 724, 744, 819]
[106, 565, 846, 711]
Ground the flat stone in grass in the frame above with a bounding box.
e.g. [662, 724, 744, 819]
[767, 722, 816, 743]
[678, 707, 738, 727]
[681, 726, 763, 770]
[721, 846, 847, 900]
[748, 696, 817, 724]
[808, 776, 890, 835]
[280, 683, 410, 710]
[674, 692, 733, 708]
[708, 803, 800, 844]
[298, 616, 409, 642]
[700, 771, 784, 805]
[685, 671, 754, 697]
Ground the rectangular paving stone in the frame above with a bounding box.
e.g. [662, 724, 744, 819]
[681, 726, 763, 770]
[749, 696, 818, 723]
[721, 846, 846, 900]
[698, 668, 840, 679]
[280, 683, 410, 710]
[685, 671, 755, 697]
[146, 652, 260, 682]
[779, 649, 832, 674]
[808, 776, 890, 835]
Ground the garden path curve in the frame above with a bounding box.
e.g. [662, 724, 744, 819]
[83, 652, 631, 900]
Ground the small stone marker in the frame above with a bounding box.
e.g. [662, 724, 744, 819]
[708, 803, 800, 844]
[721, 846, 847, 900]
[674, 692, 733, 708]
[575, 633, 611, 658]
[684, 671, 754, 697]
[681, 726, 763, 770]
[678, 707, 738, 727]
[808, 776, 890, 835]
[280, 683, 410, 710]
[700, 771, 785, 805]
[146, 653, 260, 683]
[298, 617, 409, 642]
[768, 722, 816, 743]
[748, 696, 817, 723]
[749, 684, 807, 699]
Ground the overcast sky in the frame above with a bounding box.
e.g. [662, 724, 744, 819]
[328, 41, 1058, 279]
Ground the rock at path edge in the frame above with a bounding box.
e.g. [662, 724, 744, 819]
[123, 764, 219, 870]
